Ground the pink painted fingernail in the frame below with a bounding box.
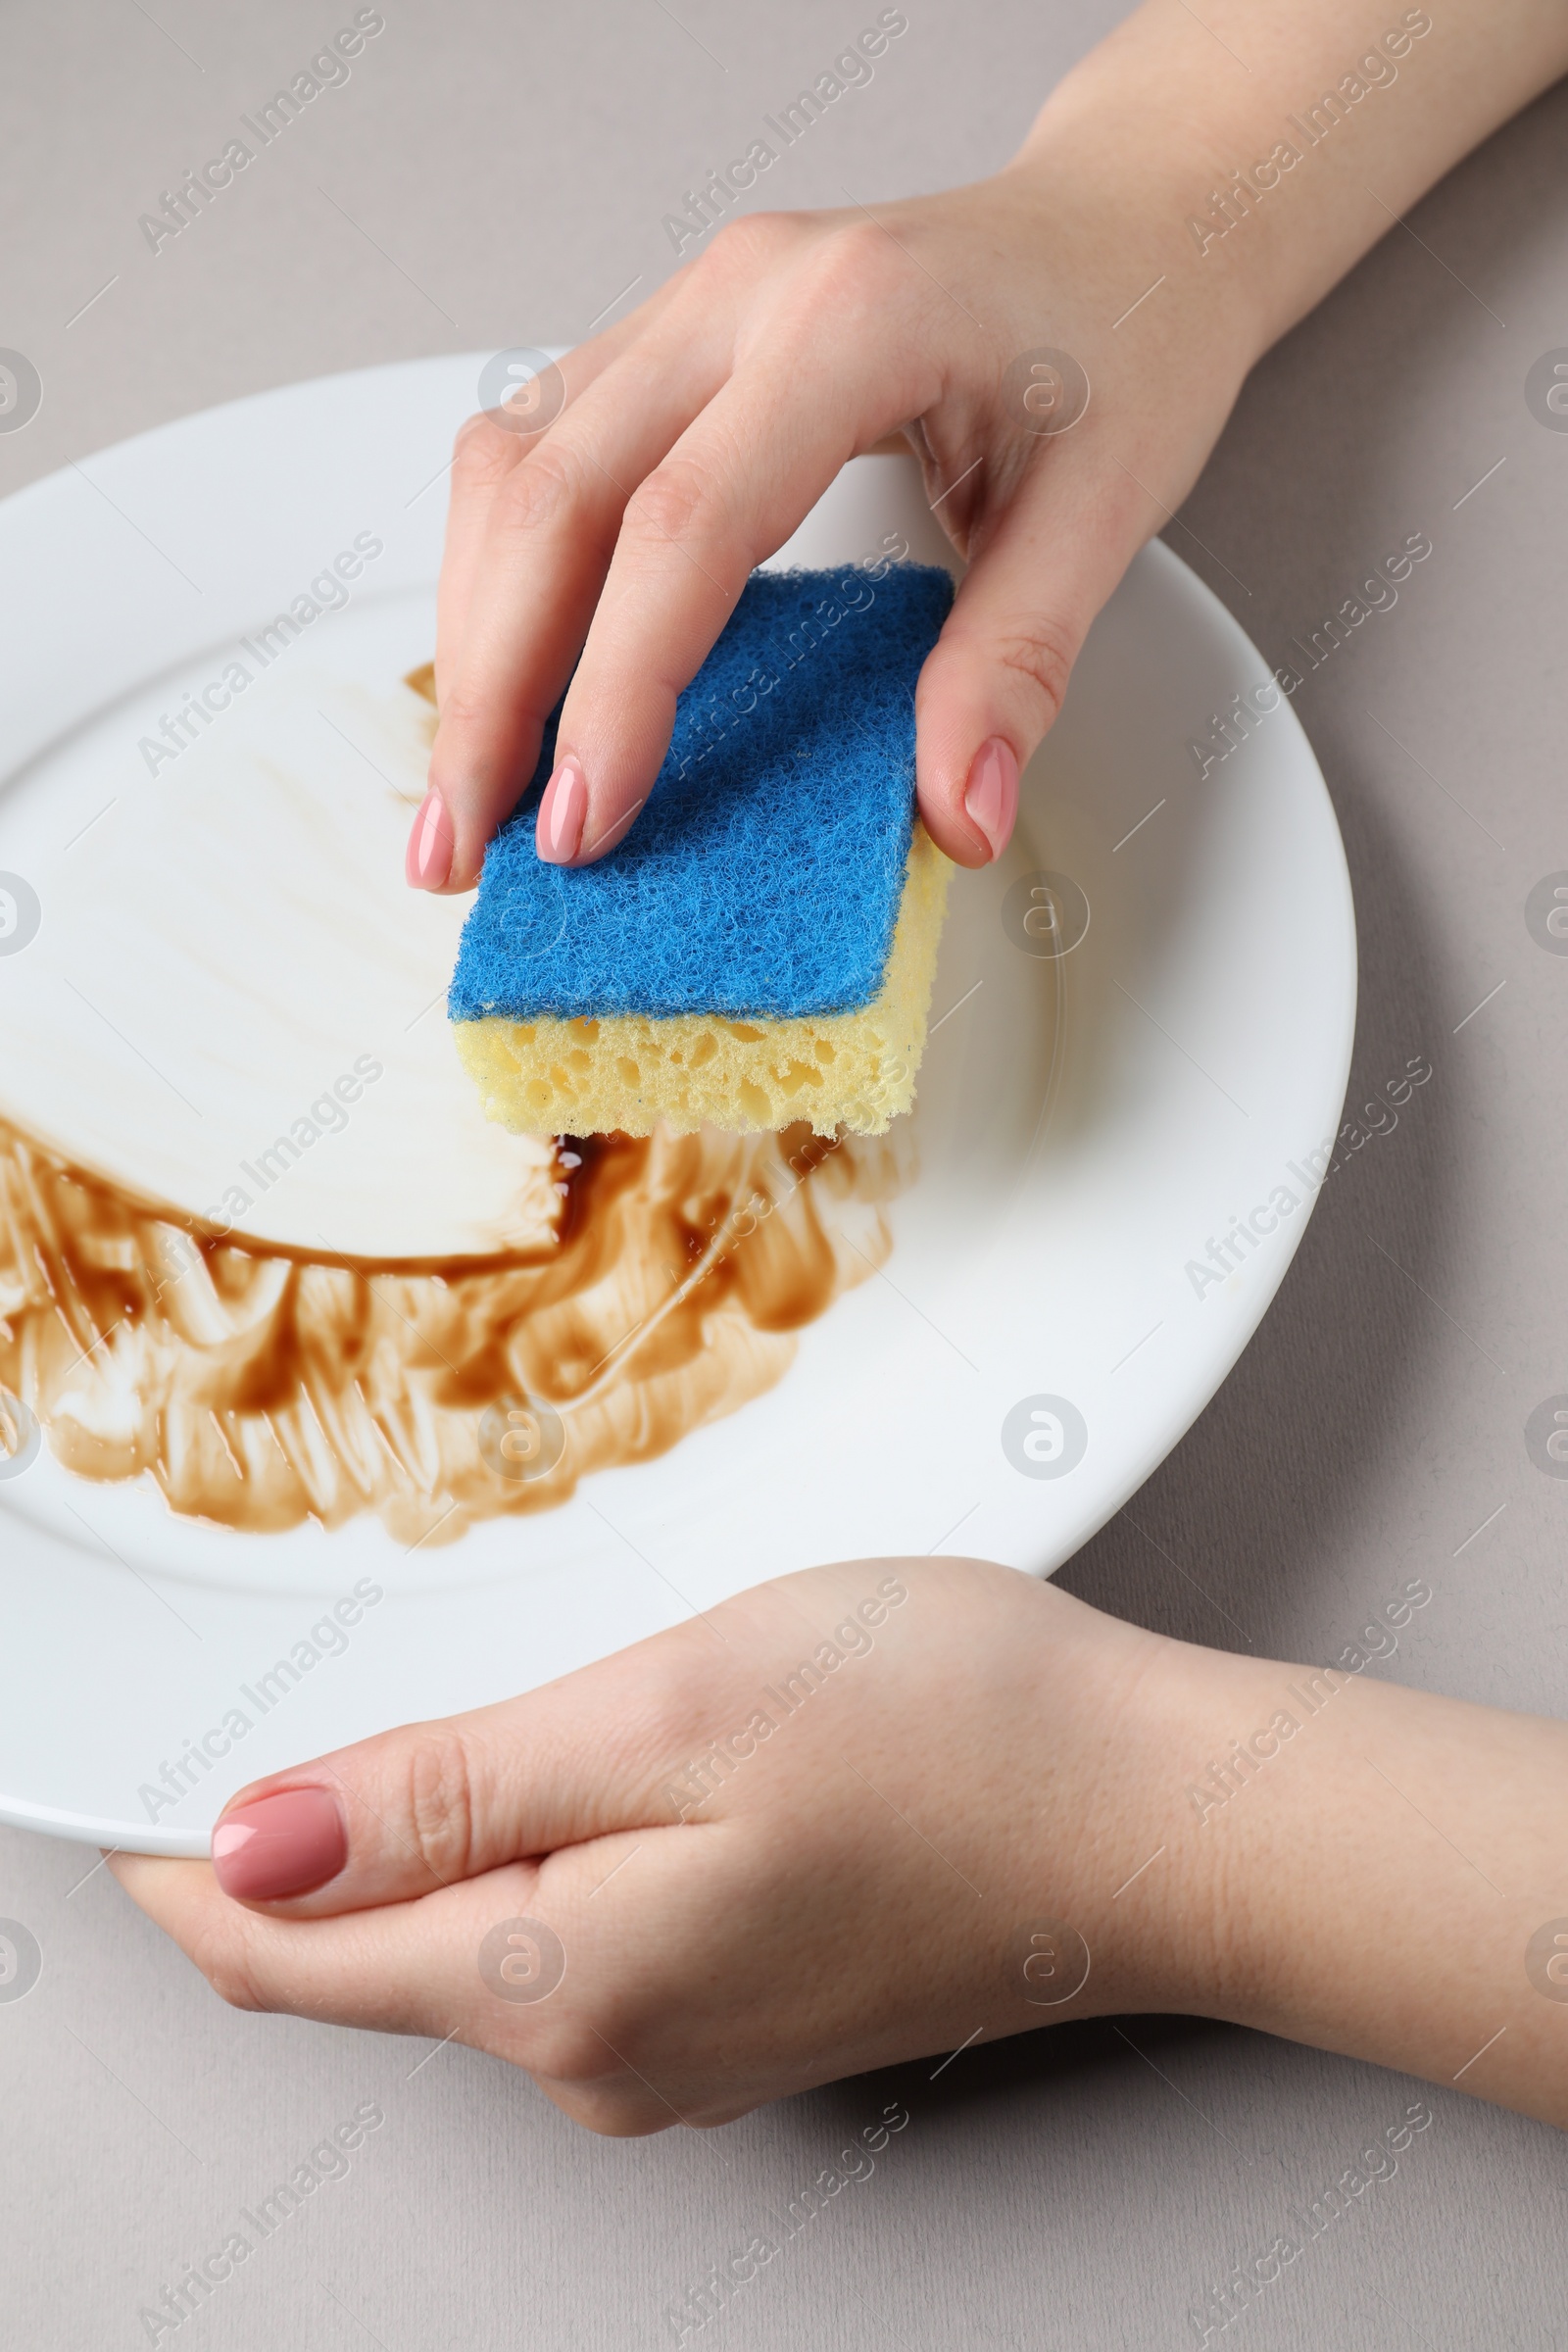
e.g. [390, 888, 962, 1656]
[962, 737, 1019, 861]
[536, 757, 587, 864]
[211, 1788, 347, 1901]
[406, 788, 454, 890]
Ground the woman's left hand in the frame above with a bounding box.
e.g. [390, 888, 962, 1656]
[110, 1558, 1201, 2134]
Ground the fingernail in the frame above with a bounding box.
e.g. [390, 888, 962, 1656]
[211, 1788, 347, 1901]
[406, 788, 454, 890]
[962, 736, 1019, 861]
[536, 757, 587, 865]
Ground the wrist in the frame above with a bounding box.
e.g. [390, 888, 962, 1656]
[995, 1587, 1265, 2028]
[1088, 1631, 1283, 2021]
[1005, 77, 1280, 385]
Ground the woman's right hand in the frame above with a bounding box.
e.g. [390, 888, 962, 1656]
[408, 132, 1261, 891]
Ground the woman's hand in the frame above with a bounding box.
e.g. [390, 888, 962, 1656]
[405, 0, 1568, 896]
[111, 1551, 1568, 2135]
[407, 159, 1261, 891]
[108, 1562, 1213, 2133]
[116, 1552, 1568, 2144]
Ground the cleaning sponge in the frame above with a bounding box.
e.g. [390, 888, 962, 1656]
[447, 561, 955, 1136]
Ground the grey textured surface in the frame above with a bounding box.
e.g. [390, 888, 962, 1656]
[4, 2, 1568, 2345]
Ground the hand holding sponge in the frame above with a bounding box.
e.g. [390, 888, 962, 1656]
[443, 562, 956, 1138]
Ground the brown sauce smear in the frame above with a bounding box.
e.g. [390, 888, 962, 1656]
[0, 1115, 904, 1547]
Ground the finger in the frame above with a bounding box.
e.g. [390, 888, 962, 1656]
[416, 309, 736, 894]
[183, 1620, 726, 1916]
[109, 1845, 686, 2133]
[429, 415, 522, 710]
[433, 296, 676, 709]
[913, 453, 1147, 864]
[538, 349, 920, 866]
[192, 1559, 908, 1917]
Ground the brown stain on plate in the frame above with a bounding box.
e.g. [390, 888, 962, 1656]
[0, 662, 907, 1546]
[0, 1115, 904, 1549]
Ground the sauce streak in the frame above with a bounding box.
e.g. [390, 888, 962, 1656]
[0, 1115, 904, 1546]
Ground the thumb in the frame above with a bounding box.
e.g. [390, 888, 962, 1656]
[913, 462, 1144, 865]
[204, 1642, 703, 1914]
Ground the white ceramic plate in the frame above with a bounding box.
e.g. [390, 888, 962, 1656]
[0, 354, 1354, 1853]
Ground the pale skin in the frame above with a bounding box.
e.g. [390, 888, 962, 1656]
[113, 1562, 1568, 2133]
[119, 0, 1568, 2132]
[403, 0, 1568, 886]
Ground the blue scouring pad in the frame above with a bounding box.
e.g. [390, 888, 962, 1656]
[448, 562, 954, 1023]
[445, 560, 956, 1137]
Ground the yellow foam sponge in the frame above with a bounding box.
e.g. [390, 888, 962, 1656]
[453, 823, 951, 1139]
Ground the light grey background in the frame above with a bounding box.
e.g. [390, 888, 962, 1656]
[4, 2, 1568, 2344]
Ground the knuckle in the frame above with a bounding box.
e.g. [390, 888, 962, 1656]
[609, 1665, 746, 1809]
[491, 442, 588, 540]
[623, 455, 724, 552]
[402, 1728, 479, 1883]
[190, 1919, 269, 2016]
[526, 2008, 624, 2089]
[451, 410, 520, 485]
[702, 209, 805, 276]
[562, 2088, 671, 2138]
[427, 679, 498, 752]
[993, 614, 1078, 728]
[634, 1651, 720, 1749]
[807, 220, 902, 306]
